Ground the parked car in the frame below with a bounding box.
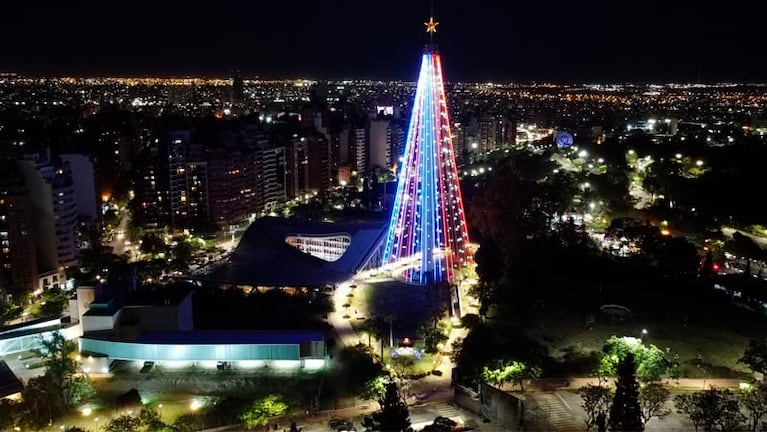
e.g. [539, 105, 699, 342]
[140, 361, 154, 373]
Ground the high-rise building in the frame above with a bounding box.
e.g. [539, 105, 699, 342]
[167, 132, 208, 228]
[382, 26, 472, 284]
[61, 154, 100, 229]
[350, 127, 368, 176]
[253, 145, 286, 213]
[388, 121, 407, 168]
[19, 150, 78, 268]
[207, 149, 253, 230]
[369, 119, 391, 169]
[134, 143, 170, 231]
[285, 137, 308, 200]
[231, 72, 244, 106]
[0, 161, 37, 301]
[306, 133, 332, 193]
[477, 115, 498, 154]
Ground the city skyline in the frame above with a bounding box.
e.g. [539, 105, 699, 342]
[2, 1, 766, 82]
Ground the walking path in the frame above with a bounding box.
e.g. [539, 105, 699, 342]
[526, 377, 743, 392]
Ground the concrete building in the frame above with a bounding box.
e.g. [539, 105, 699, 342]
[134, 144, 170, 231]
[17, 154, 66, 273]
[350, 127, 368, 176]
[207, 216, 385, 289]
[369, 119, 391, 169]
[285, 137, 309, 200]
[61, 154, 100, 228]
[0, 162, 37, 300]
[206, 149, 254, 230]
[306, 133, 332, 193]
[167, 132, 208, 228]
[253, 145, 286, 213]
[77, 286, 326, 371]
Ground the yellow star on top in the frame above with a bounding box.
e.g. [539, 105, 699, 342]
[424, 17, 439, 34]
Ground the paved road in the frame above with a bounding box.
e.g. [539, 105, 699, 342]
[526, 391, 582, 432]
[210, 399, 496, 432]
[108, 211, 134, 259]
[329, 281, 362, 348]
[722, 226, 767, 249]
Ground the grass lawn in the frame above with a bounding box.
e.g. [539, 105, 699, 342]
[347, 280, 444, 338]
[50, 393, 197, 431]
[527, 310, 752, 379]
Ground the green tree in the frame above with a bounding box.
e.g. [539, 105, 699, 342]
[362, 376, 387, 404]
[0, 301, 22, 324]
[675, 388, 744, 432]
[639, 382, 671, 425]
[65, 427, 92, 432]
[373, 380, 411, 432]
[475, 236, 505, 284]
[740, 339, 767, 376]
[37, 331, 94, 409]
[739, 383, 767, 432]
[19, 374, 61, 429]
[140, 233, 166, 256]
[608, 353, 644, 431]
[173, 413, 205, 432]
[102, 415, 142, 432]
[417, 323, 448, 354]
[39, 287, 70, 317]
[239, 394, 288, 430]
[599, 336, 670, 381]
[138, 406, 169, 431]
[580, 384, 613, 431]
[390, 355, 416, 379]
[334, 344, 384, 398]
[481, 360, 541, 392]
[0, 398, 19, 431]
[171, 241, 195, 271]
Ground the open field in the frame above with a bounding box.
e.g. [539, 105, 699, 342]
[519, 304, 754, 379]
[347, 280, 445, 338]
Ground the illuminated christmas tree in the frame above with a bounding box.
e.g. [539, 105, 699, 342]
[382, 17, 472, 284]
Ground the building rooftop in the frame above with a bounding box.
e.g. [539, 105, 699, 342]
[0, 360, 23, 398]
[86, 330, 324, 345]
[206, 217, 385, 287]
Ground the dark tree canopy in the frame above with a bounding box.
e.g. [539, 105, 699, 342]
[608, 353, 644, 432]
[739, 339, 767, 376]
[372, 380, 411, 432]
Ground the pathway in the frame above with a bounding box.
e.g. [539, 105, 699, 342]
[527, 392, 581, 432]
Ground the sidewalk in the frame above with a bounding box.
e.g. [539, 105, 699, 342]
[522, 377, 743, 392]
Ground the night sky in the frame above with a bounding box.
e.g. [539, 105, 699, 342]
[2, 1, 765, 82]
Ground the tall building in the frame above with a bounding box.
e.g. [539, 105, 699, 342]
[382, 24, 472, 284]
[477, 115, 497, 154]
[0, 161, 37, 301]
[285, 137, 308, 200]
[19, 150, 78, 269]
[207, 149, 253, 230]
[167, 132, 208, 228]
[388, 120, 407, 168]
[253, 145, 286, 213]
[350, 127, 368, 176]
[369, 119, 391, 169]
[306, 133, 332, 193]
[61, 154, 100, 229]
[231, 72, 244, 106]
[134, 143, 170, 231]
